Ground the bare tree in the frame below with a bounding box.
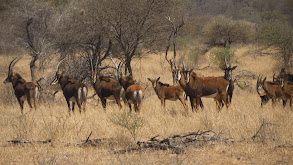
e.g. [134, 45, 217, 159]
[54, 0, 114, 82]
[165, 16, 184, 85]
[107, 0, 170, 76]
[2, 0, 56, 81]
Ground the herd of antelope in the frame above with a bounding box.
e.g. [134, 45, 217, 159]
[3, 55, 293, 115]
[256, 68, 293, 108]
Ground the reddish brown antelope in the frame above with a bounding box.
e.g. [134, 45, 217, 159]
[3, 57, 38, 114]
[256, 75, 286, 107]
[147, 77, 187, 111]
[92, 72, 125, 110]
[51, 60, 88, 114]
[119, 75, 144, 112]
[182, 69, 230, 111]
[282, 80, 293, 107]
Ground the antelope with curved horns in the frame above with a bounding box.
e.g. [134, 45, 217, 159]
[90, 56, 126, 110]
[224, 54, 237, 104]
[119, 74, 144, 113]
[91, 72, 126, 110]
[3, 56, 38, 114]
[147, 77, 187, 111]
[256, 75, 286, 107]
[178, 69, 230, 111]
[51, 59, 88, 114]
[174, 63, 204, 112]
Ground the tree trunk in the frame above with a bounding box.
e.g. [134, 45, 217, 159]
[125, 58, 133, 77]
[283, 50, 290, 69]
[30, 54, 38, 82]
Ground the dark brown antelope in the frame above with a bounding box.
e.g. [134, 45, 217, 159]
[174, 68, 203, 112]
[256, 75, 286, 107]
[119, 75, 144, 112]
[182, 69, 230, 111]
[147, 77, 187, 111]
[223, 54, 237, 104]
[92, 72, 125, 110]
[51, 60, 88, 114]
[278, 68, 293, 82]
[3, 57, 38, 114]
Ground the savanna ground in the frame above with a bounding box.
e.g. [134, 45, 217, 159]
[0, 46, 293, 164]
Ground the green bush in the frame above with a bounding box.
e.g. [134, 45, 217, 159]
[109, 112, 145, 141]
[210, 47, 234, 69]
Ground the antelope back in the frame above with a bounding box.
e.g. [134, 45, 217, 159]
[125, 83, 144, 103]
[94, 74, 121, 96]
[188, 71, 229, 90]
[119, 76, 136, 90]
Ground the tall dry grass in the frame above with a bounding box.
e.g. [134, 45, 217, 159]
[0, 47, 293, 164]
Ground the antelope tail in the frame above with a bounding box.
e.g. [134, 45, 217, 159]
[34, 87, 38, 100]
[78, 87, 88, 102]
[82, 87, 88, 102]
[134, 90, 143, 104]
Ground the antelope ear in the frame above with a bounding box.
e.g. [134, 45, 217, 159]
[157, 77, 160, 81]
[231, 66, 237, 70]
[189, 69, 194, 73]
[263, 77, 267, 82]
[147, 78, 152, 82]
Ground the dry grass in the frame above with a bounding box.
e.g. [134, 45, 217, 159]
[0, 47, 293, 164]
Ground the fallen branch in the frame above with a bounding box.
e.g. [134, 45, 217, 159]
[8, 138, 51, 144]
[114, 130, 232, 154]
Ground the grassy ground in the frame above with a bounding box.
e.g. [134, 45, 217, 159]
[0, 46, 293, 164]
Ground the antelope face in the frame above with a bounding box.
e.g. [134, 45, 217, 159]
[3, 75, 12, 83]
[91, 72, 98, 84]
[256, 83, 266, 96]
[256, 76, 266, 96]
[3, 73, 19, 84]
[51, 72, 62, 85]
[181, 70, 191, 83]
[224, 66, 237, 81]
[147, 77, 160, 89]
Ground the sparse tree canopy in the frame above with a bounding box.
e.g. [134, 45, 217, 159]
[203, 16, 255, 48]
[258, 12, 293, 68]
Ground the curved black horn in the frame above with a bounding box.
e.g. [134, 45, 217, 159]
[224, 53, 228, 68]
[8, 57, 18, 75]
[229, 53, 232, 67]
[8, 56, 23, 75]
[56, 59, 65, 73]
[182, 61, 186, 71]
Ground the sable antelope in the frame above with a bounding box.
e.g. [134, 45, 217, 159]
[51, 60, 88, 114]
[119, 75, 144, 112]
[278, 68, 293, 82]
[282, 80, 293, 107]
[3, 57, 38, 114]
[92, 72, 125, 110]
[174, 68, 204, 111]
[223, 54, 237, 103]
[181, 69, 230, 111]
[147, 77, 187, 111]
[256, 75, 286, 107]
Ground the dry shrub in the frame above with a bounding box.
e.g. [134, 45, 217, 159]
[109, 112, 145, 141]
